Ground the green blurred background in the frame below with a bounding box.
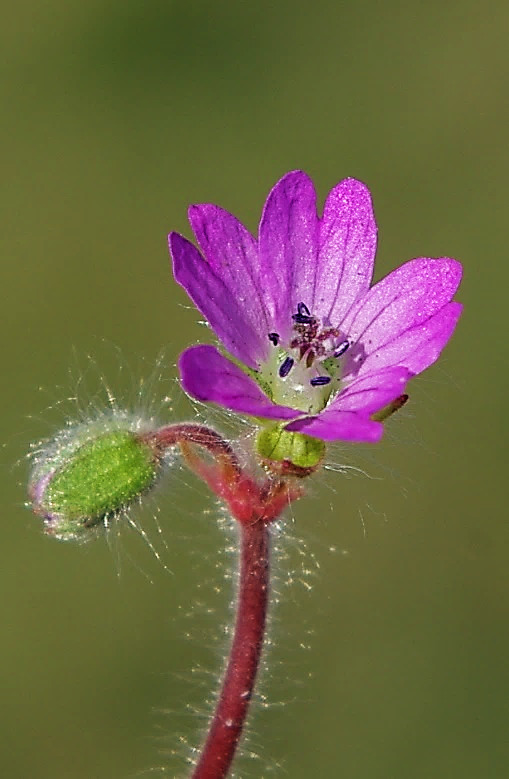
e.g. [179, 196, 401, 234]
[1, 1, 506, 777]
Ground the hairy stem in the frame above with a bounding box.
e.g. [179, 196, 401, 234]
[142, 422, 300, 776]
[143, 424, 242, 476]
[192, 518, 270, 779]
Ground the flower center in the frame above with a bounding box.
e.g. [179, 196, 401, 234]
[261, 302, 351, 414]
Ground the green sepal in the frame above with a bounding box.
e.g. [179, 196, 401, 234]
[256, 425, 325, 473]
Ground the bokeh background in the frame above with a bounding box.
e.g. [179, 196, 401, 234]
[2, 2, 506, 777]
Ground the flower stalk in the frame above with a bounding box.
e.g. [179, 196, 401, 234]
[192, 517, 270, 779]
[144, 424, 304, 776]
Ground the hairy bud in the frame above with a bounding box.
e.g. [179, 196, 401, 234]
[29, 413, 161, 541]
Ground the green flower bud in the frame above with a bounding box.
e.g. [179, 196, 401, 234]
[29, 414, 161, 541]
[255, 425, 325, 477]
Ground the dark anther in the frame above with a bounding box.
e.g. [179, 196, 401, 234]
[279, 356, 294, 378]
[292, 301, 314, 325]
[310, 376, 331, 386]
[305, 350, 315, 368]
[268, 332, 280, 346]
[292, 313, 314, 324]
[333, 341, 350, 358]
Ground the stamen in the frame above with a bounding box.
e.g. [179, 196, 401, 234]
[305, 350, 315, 368]
[292, 301, 314, 325]
[279, 357, 294, 378]
[268, 332, 280, 346]
[292, 312, 314, 324]
[310, 376, 331, 386]
[333, 341, 350, 358]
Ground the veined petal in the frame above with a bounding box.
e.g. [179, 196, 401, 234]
[357, 302, 463, 376]
[258, 171, 319, 340]
[341, 257, 462, 378]
[285, 411, 383, 443]
[315, 178, 377, 323]
[170, 232, 267, 369]
[188, 204, 270, 352]
[333, 366, 411, 413]
[179, 345, 301, 421]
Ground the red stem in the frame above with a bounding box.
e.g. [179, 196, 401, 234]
[192, 518, 270, 779]
[142, 424, 242, 476]
[141, 422, 301, 776]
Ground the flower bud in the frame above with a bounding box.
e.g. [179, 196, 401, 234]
[29, 414, 161, 541]
[255, 425, 325, 478]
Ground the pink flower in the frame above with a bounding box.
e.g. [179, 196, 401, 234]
[169, 172, 462, 443]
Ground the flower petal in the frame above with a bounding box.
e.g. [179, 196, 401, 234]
[333, 366, 411, 413]
[357, 302, 463, 376]
[179, 345, 301, 420]
[341, 257, 462, 378]
[170, 232, 267, 369]
[188, 204, 270, 347]
[258, 171, 319, 339]
[315, 178, 377, 324]
[285, 411, 383, 443]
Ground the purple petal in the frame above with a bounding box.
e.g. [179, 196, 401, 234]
[179, 344, 301, 420]
[341, 257, 462, 378]
[286, 411, 383, 443]
[357, 302, 463, 376]
[258, 171, 319, 340]
[314, 178, 377, 324]
[333, 366, 411, 413]
[188, 204, 270, 343]
[170, 232, 268, 369]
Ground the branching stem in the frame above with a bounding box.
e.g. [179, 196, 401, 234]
[140, 422, 303, 777]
